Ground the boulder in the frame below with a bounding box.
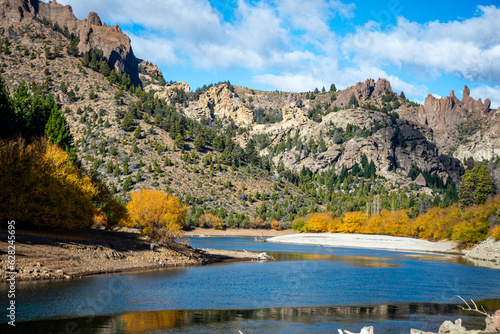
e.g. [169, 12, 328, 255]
[495, 310, 500, 330]
[414, 173, 427, 187]
[438, 320, 467, 334]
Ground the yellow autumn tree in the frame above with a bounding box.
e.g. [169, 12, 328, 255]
[126, 189, 188, 239]
[306, 212, 333, 232]
[340, 211, 366, 233]
[0, 138, 98, 229]
[198, 213, 223, 229]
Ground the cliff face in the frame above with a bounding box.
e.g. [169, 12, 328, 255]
[418, 86, 491, 131]
[0, 0, 140, 85]
[332, 78, 391, 108]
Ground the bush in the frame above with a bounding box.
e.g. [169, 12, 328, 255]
[489, 226, 500, 241]
[198, 213, 223, 229]
[271, 220, 283, 230]
[292, 216, 307, 232]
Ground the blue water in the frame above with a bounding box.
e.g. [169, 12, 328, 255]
[1, 237, 499, 333]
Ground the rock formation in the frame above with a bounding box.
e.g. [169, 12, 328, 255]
[186, 84, 253, 125]
[333, 78, 392, 108]
[282, 93, 308, 123]
[0, 0, 140, 85]
[418, 86, 491, 131]
[144, 81, 191, 104]
[139, 60, 163, 79]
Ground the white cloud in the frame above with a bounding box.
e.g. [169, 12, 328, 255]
[276, 0, 355, 36]
[343, 6, 500, 83]
[253, 73, 327, 92]
[470, 85, 500, 109]
[125, 33, 178, 65]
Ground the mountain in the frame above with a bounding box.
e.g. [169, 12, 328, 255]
[0, 0, 498, 227]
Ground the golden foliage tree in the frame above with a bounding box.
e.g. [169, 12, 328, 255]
[198, 213, 223, 229]
[126, 189, 188, 238]
[306, 212, 334, 232]
[0, 138, 97, 229]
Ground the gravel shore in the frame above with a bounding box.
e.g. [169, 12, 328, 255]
[0, 228, 270, 282]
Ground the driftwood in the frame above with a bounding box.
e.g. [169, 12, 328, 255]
[457, 295, 493, 318]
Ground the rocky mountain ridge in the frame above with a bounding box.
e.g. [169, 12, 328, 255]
[0, 0, 140, 84]
[417, 85, 500, 161]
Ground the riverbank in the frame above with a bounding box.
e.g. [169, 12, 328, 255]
[266, 233, 462, 254]
[181, 227, 296, 238]
[0, 228, 269, 282]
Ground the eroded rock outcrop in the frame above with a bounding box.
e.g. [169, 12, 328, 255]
[144, 81, 191, 104]
[282, 93, 308, 123]
[333, 78, 392, 108]
[418, 86, 491, 131]
[0, 0, 140, 85]
[139, 60, 163, 79]
[186, 84, 253, 125]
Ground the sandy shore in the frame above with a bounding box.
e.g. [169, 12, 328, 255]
[181, 227, 296, 238]
[267, 233, 462, 254]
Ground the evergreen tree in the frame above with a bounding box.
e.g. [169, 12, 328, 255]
[0, 75, 15, 138]
[459, 163, 494, 208]
[134, 125, 142, 139]
[245, 140, 259, 165]
[174, 133, 185, 150]
[194, 133, 204, 152]
[330, 84, 337, 92]
[45, 106, 73, 151]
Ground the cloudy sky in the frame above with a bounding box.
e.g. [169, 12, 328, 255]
[55, 0, 500, 107]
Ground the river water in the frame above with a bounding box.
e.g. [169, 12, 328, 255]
[1, 237, 499, 333]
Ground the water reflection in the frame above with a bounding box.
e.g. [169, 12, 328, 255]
[268, 251, 402, 268]
[9, 300, 500, 334]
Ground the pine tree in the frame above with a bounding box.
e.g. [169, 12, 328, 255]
[245, 140, 259, 165]
[134, 125, 142, 139]
[45, 106, 73, 151]
[459, 164, 494, 208]
[194, 133, 204, 152]
[0, 74, 15, 138]
[174, 133, 185, 150]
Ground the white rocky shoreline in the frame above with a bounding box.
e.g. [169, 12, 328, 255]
[267, 233, 500, 268]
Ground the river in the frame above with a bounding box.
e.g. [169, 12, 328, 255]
[1, 237, 499, 333]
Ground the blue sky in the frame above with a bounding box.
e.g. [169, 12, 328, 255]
[55, 0, 500, 107]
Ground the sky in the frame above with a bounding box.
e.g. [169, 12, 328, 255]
[53, 0, 500, 107]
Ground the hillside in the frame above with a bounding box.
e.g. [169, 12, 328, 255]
[1, 0, 499, 230]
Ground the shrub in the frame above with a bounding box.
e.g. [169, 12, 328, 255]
[271, 220, 283, 230]
[292, 216, 307, 232]
[489, 226, 500, 241]
[198, 214, 223, 229]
